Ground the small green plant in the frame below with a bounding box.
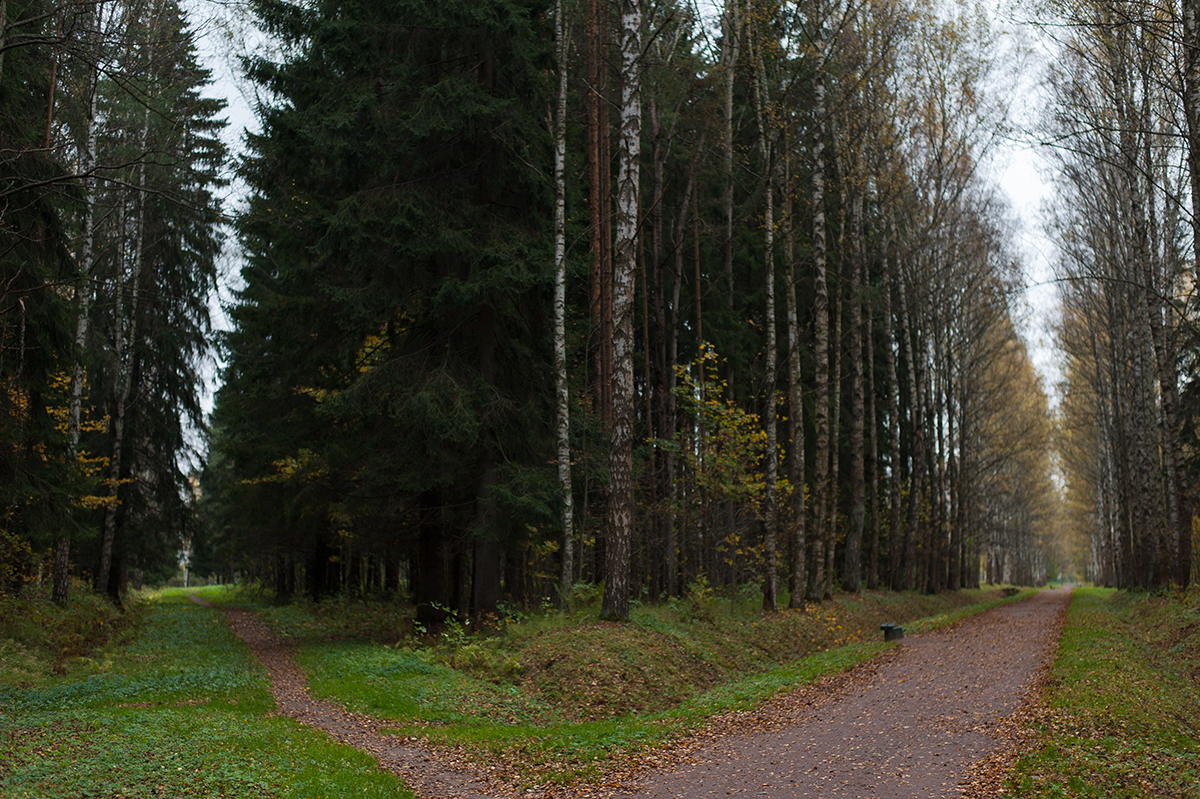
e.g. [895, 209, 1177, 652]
[0, 581, 140, 681]
[568, 582, 602, 614]
[684, 574, 718, 621]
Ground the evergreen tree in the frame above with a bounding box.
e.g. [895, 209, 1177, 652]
[83, 0, 227, 596]
[215, 0, 556, 614]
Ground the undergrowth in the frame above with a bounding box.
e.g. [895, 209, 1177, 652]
[0, 580, 140, 681]
[1008, 586, 1200, 798]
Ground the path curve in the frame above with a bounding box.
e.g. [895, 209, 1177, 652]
[587, 587, 1071, 798]
[188, 594, 497, 799]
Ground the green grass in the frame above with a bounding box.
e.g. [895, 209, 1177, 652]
[1008, 586, 1200, 798]
[0, 586, 415, 799]
[295, 643, 561, 725]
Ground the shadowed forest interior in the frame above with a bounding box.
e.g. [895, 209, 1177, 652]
[2, 0, 1198, 619]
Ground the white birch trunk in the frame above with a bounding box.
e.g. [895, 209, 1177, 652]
[600, 0, 640, 622]
[96, 105, 148, 597]
[57, 0, 104, 604]
[752, 36, 777, 611]
[552, 0, 574, 609]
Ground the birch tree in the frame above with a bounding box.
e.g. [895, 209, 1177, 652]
[600, 0, 641, 621]
[553, 0, 573, 607]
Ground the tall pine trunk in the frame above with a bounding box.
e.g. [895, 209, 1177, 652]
[587, 0, 611, 585]
[884, 221, 903, 591]
[843, 191, 865, 592]
[807, 37, 829, 602]
[824, 270, 841, 600]
[752, 32, 778, 611]
[897, 257, 922, 592]
[865, 238, 880, 591]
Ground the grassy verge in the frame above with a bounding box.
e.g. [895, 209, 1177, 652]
[0, 585, 414, 799]
[1007, 586, 1200, 798]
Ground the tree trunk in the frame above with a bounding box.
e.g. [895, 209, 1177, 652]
[843, 192, 865, 593]
[0, 0, 7, 89]
[884, 224, 903, 592]
[553, 0, 574, 607]
[587, 0, 611, 587]
[897, 257, 922, 592]
[865, 238, 880, 591]
[807, 49, 829, 603]
[784, 150, 807, 607]
[1181, 0, 1200, 587]
[752, 33, 778, 611]
[97, 146, 146, 597]
[600, 0, 640, 622]
[824, 270, 841, 601]
[58, 1, 104, 605]
[721, 0, 741, 331]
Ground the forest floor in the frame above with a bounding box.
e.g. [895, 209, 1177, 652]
[3, 583, 1198, 797]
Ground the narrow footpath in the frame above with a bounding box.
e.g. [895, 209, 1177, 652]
[191, 588, 1070, 799]
[187, 594, 496, 799]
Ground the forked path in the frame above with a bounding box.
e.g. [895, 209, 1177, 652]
[190, 588, 1070, 799]
[600, 587, 1073, 799]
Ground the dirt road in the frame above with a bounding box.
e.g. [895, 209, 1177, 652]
[600, 588, 1071, 798]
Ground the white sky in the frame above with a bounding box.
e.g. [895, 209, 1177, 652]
[1000, 145, 1062, 406]
[186, 0, 260, 419]
[992, 10, 1064, 408]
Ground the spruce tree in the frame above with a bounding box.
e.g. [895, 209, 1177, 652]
[217, 0, 555, 611]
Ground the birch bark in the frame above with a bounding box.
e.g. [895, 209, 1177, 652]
[752, 34, 778, 611]
[601, 0, 640, 621]
[97, 161, 143, 597]
[57, 0, 104, 604]
[553, 0, 574, 607]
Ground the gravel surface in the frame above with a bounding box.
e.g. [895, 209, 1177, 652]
[189, 588, 1070, 799]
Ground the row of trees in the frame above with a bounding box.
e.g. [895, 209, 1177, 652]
[1, 0, 226, 600]
[203, 0, 1061, 619]
[1047, 0, 1198, 589]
